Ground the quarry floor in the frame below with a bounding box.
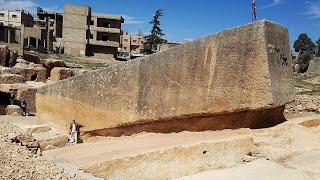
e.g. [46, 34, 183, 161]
[1, 113, 320, 179]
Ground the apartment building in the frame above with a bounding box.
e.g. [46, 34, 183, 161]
[34, 7, 63, 38]
[120, 31, 145, 54]
[63, 4, 124, 58]
[0, 10, 33, 44]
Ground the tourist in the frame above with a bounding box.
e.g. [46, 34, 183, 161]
[10, 89, 16, 105]
[20, 99, 28, 116]
[69, 120, 83, 144]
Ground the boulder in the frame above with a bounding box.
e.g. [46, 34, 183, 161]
[13, 67, 47, 82]
[39, 135, 68, 150]
[23, 53, 40, 64]
[40, 58, 65, 78]
[5, 105, 22, 116]
[307, 58, 320, 75]
[0, 74, 25, 84]
[50, 67, 74, 82]
[17, 88, 37, 113]
[36, 20, 295, 136]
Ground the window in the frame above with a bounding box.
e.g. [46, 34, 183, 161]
[90, 20, 94, 25]
[90, 34, 93, 39]
[124, 39, 128, 42]
[0, 13, 4, 17]
[12, 14, 17, 18]
[124, 47, 127, 50]
[133, 40, 137, 43]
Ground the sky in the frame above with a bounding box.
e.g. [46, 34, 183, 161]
[0, 0, 319, 48]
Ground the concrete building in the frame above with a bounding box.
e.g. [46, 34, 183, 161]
[0, 10, 33, 28]
[0, 10, 33, 44]
[34, 7, 63, 38]
[120, 31, 145, 54]
[63, 4, 124, 58]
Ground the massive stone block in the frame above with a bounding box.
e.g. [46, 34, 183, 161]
[36, 20, 295, 135]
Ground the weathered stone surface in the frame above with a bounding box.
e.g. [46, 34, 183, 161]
[40, 58, 65, 78]
[36, 20, 294, 135]
[0, 74, 25, 84]
[13, 67, 47, 83]
[0, 45, 10, 67]
[45, 131, 254, 179]
[17, 88, 38, 113]
[0, 67, 16, 74]
[50, 67, 74, 82]
[307, 58, 320, 75]
[5, 105, 22, 116]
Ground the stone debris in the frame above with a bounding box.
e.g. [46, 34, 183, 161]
[5, 105, 22, 116]
[0, 120, 81, 179]
[285, 95, 320, 114]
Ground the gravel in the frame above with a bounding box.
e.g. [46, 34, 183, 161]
[0, 120, 83, 179]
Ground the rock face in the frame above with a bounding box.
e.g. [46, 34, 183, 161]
[36, 20, 295, 135]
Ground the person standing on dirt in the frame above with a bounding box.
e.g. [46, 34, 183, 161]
[69, 120, 83, 144]
[20, 99, 28, 116]
[10, 90, 16, 105]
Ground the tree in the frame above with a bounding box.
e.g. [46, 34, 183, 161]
[293, 33, 316, 53]
[316, 38, 320, 57]
[293, 33, 316, 73]
[141, 9, 166, 55]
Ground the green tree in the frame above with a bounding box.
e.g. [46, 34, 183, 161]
[141, 9, 166, 55]
[293, 33, 316, 53]
[293, 33, 316, 73]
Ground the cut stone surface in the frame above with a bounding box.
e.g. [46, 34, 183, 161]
[45, 131, 253, 179]
[0, 74, 25, 84]
[13, 67, 47, 83]
[307, 58, 320, 75]
[5, 105, 22, 116]
[36, 20, 294, 135]
[43, 115, 320, 180]
[176, 159, 314, 180]
[17, 88, 38, 113]
[40, 58, 65, 78]
[50, 67, 74, 82]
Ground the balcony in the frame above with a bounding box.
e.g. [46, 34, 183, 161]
[90, 26, 121, 34]
[89, 39, 119, 47]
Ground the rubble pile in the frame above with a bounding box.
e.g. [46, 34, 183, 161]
[0, 120, 78, 179]
[285, 94, 320, 114]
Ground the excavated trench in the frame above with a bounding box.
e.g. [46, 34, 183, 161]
[85, 106, 286, 137]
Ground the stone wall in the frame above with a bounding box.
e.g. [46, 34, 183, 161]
[36, 20, 295, 135]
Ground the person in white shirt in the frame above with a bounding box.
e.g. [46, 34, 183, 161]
[69, 120, 83, 143]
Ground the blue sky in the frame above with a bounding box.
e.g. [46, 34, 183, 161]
[1, 0, 320, 47]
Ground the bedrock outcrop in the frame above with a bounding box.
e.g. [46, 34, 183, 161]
[36, 20, 294, 136]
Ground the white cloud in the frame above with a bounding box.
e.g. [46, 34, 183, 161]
[258, 0, 283, 9]
[305, 1, 320, 18]
[122, 15, 144, 25]
[0, 0, 62, 14]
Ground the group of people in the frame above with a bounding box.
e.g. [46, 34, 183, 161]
[10, 89, 29, 116]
